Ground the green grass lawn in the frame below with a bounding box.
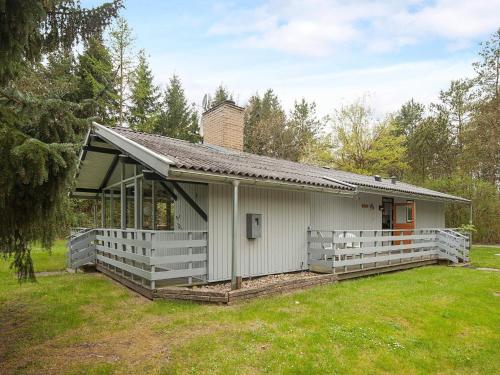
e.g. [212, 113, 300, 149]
[0, 244, 499, 374]
[470, 245, 500, 269]
[31, 240, 68, 272]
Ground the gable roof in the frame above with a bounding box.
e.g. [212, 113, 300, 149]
[78, 124, 468, 203]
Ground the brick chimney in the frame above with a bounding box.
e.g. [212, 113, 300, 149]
[202, 100, 244, 151]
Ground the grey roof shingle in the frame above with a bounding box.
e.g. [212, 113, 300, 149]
[110, 126, 468, 202]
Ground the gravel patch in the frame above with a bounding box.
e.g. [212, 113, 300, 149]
[193, 271, 320, 292]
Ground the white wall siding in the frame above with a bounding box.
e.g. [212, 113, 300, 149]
[208, 184, 310, 282]
[415, 200, 445, 228]
[208, 184, 232, 281]
[310, 192, 382, 230]
[207, 184, 445, 282]
[174, 182, 208, 231]
[267, 189, 309, 275]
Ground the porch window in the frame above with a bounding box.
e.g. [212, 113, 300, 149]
[125, 184, 135, 228]
[155, 183, 174, 230]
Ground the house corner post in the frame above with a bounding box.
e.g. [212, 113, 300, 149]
[231, 180, 240, 290]
[120, 159, 126, 230]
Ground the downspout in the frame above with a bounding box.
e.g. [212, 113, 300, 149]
[469, 202, 473, 225]
[231, 180, 240, 290]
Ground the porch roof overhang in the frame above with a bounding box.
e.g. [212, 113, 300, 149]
[73, 123, 174, 198]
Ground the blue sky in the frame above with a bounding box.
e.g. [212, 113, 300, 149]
[98, 0, 499, 117]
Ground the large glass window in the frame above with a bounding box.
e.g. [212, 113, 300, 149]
[142, 180, 153, 230]
[109, 189, 121, 228]
[125, 184, 135, 228]
[157, 183, 175, 230]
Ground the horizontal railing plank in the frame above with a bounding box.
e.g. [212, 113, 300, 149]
[153, 239, 207, 249]
[150, 253, 207, 265]
[96, 254, 152, 280]
[95, 235, 152, 248]
[308, 242, 438, 257]
[335, 249, 438, 267]
[336, 242, 438, 256]
[152, 267, 207, 280]
[72, 255, 96, 268]
[96, 245, 150, 265]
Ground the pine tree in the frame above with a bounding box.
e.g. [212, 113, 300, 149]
[75, 38, 118, 125]
[108, 17, 135, 126]
[0, 0, 121, 280]
[153, 75, 201, 142]
[203, 84, 233, 111]
[128, 50, 160, 132]
[244, 89, 286, 155]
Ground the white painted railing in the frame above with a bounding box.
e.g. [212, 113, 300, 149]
[68, 228, 96, 268]
[307, 228, 469, 273]
[68, 228, 208, 289]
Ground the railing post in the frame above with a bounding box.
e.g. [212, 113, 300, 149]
[203, 231, 208, 282]
[331, 230, 335, 273]
[360, 230, 364, 270]
[150, 232, 156, 290]
[188, 232, 193, 285]
[343, 230, 347, 272]
[374, 230, 378, 268]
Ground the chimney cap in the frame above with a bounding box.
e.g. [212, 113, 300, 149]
[374, 175, 382, 182]
[390, 176, 397, 184]
[202, 99, 243, 115]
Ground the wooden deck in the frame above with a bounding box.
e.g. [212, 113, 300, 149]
[97, 257, 441, 304]
[70, 227, 469, 304]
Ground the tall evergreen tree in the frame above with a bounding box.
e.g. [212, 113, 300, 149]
[153, 75, 201, 142]
[75, 38, 118, 124]
[108, 17, 135, 126]
[0, 0, 122, 280]
[287, 99, 322, 160]
[203, 84, 233, 111]
[244, 89, 286, 155]
[128, 50, 160, 132]
[244, 91, 322, 161]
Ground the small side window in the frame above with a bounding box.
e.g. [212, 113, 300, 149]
[406, 201, 414, 222]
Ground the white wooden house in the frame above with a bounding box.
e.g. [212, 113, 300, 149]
[69, 101, 470, 291]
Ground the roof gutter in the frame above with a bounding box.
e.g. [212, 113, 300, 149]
[168, 168, 357, 197]
[356, 186, 470, 203]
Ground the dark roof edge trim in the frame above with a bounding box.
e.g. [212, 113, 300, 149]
[357, 186, 470, 203]
[168, 168, 357, 196]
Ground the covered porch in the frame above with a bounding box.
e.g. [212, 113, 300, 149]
[70, 128, 210, 290]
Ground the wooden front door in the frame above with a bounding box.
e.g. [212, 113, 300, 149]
[393, 201, 415, 244]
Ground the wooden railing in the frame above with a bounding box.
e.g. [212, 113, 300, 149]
[68, 228, 96, 268]
[307, 228, 469, 273]
[69, 228, 208, 289]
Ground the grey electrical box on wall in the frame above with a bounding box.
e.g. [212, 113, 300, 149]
[246, 213, 262, 239]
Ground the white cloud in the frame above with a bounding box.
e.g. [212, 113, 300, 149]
[208, 0, 500, 56]
[149, 51, 475, 118]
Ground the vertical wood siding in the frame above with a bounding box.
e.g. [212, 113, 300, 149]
[415, 200, 445, 228]
[309, 192, 382, 230]
[208, 184, 309, 282]
[174, 182, 208, 231]
[208, 184, 445, 282]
